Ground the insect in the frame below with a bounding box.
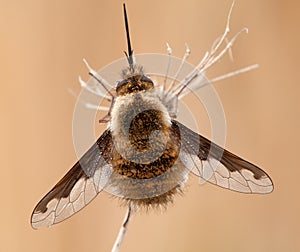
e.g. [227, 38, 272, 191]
[31, 3, 273, 230]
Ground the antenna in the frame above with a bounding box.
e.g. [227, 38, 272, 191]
[123, 3, 134, 69]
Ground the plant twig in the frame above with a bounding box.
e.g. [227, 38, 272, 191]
[111, 205, 132, 252]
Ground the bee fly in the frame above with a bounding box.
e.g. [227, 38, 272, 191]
[31, 3, 273, 229]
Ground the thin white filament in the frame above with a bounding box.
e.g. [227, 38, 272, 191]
[111, 206, 132, 252]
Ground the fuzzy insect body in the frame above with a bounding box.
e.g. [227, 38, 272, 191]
[31, 3, 273, 230]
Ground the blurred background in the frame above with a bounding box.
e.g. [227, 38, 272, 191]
[1, 0, 299, 251]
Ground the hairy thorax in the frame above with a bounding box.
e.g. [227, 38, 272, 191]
[110, 91, 179, 179]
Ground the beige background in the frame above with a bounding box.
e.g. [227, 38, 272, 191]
[1, 0, 299, 251]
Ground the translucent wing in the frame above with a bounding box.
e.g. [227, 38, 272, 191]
[31, 130, 113, 229]
[174, 120, 274, 193]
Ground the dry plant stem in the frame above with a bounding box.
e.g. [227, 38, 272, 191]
[111, 205, 132, 252]
[177, 64, 259, 100]
[165, 43, 191, 94]
[162, 42, 172, 92]
[83, 58, 115, 99]
[210, 64, 259, 84]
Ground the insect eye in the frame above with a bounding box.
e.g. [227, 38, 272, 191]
[141, 75, 153, 84]
[116, 79, 129, 91]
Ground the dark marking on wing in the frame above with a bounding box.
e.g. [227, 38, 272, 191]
[172, 120, 274, 193]
[31, 129, 112, 215]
